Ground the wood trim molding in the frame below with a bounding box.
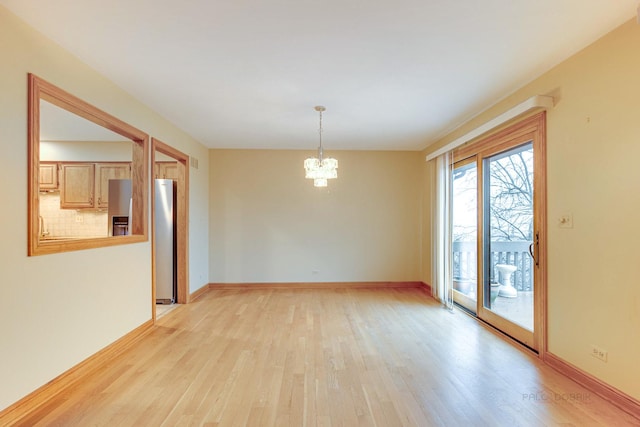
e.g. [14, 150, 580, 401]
[203, 281, 432, 297]
[0, 320, 154, 425]
[208, 281, 425, 290]
[420, 282, 432, 295]
[28, 74, 149, 256]
[544, 352, 640, 420]
[189, 284, 210, 302]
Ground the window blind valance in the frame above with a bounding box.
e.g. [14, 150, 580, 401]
[425, 95, 554, 162]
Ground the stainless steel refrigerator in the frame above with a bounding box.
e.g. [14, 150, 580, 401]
[155, 179, 177, 304]
[108, 179, 132, 236]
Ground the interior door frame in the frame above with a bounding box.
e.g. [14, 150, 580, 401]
[454, 112, 547, 355]
[151, 138, 190, 322]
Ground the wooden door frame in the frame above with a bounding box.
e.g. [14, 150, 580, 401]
[453, 112, 547, 355]
[151, 138, 190, 322]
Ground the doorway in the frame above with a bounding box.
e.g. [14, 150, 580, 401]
[151, 138, 190, 322]
[451, 113, 546, 352]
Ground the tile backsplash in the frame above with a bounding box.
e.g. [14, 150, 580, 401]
[40, 193, 109, 237]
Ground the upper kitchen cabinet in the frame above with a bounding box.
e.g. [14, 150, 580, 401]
[59, 162, 131, 209]
[96, 163, 131, 208]
[59, 163, 94, 209]
[39, 162, 58, 191]
[155, 161, 179, 180]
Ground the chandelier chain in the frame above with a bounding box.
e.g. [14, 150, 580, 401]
[318, 107, 323, 160]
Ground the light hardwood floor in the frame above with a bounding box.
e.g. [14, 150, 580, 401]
[18, 287, 639, 426]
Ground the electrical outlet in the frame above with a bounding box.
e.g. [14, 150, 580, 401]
[75, 215, 84, 223]
[559, 213, 573, 228]
[590, 345, 607, 362]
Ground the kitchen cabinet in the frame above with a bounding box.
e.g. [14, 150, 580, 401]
[60, 163, 94, 209]
[39, 162, 58, 191]
[96, 163, 131, 208]
[155, 161, 179, 180]
[60, 162, 131, 209]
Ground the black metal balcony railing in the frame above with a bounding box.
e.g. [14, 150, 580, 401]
[452, 240, 533, 292]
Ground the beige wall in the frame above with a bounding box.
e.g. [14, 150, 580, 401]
[422, 19, 640, 400]
[0, 6, 210, 410]
[209, 149, 422, 283]
[40, 141, 132, 162]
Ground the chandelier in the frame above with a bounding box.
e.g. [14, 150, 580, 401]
[304, 106, 338, 187]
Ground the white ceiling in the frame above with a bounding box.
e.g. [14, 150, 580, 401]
[3, 1, 638, 150]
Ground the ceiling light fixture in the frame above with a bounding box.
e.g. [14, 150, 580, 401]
[304, 106, 338, 187]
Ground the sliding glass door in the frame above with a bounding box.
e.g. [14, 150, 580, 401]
[480, 142, 536, 347]
[451, 113, 546, 352]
